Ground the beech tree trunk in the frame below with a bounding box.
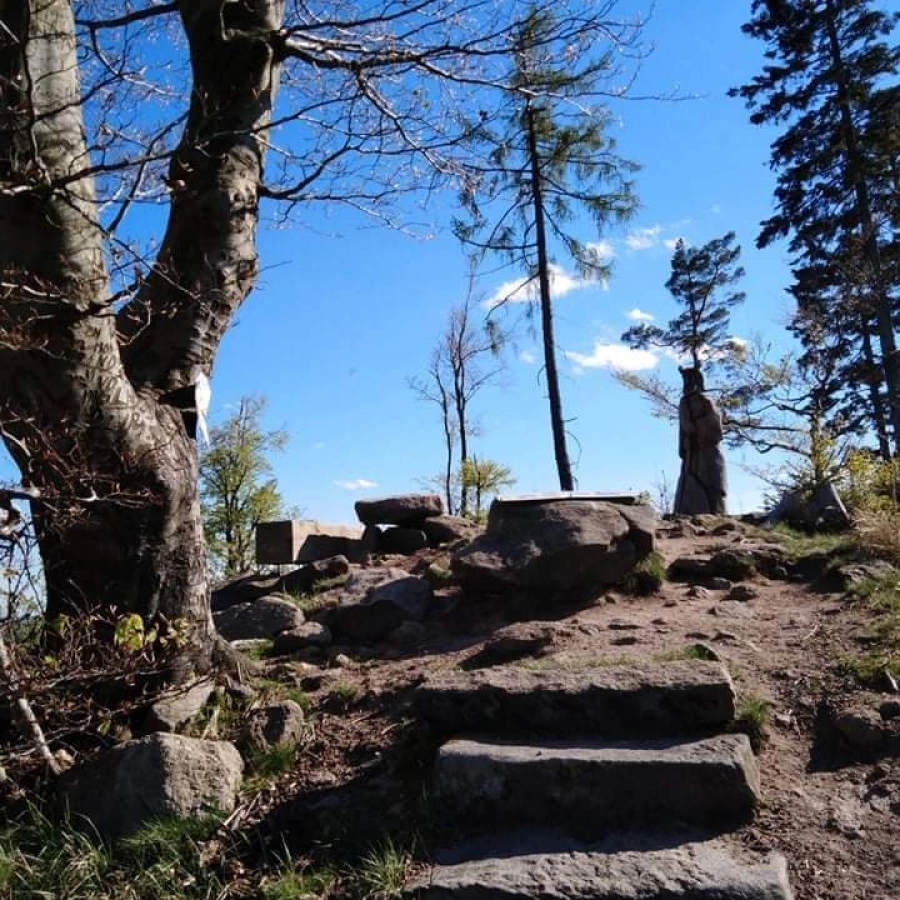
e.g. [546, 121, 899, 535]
[0, 0, 286, 673]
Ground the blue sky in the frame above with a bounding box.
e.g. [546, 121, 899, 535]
[0, 1, 817, 521]
[207, 0, 798, 521]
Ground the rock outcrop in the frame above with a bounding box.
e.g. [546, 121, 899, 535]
[452, 497, 656, 592]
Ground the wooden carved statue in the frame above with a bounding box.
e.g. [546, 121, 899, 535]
[674, 367, 727, 515]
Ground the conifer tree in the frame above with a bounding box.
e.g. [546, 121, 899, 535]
[622, 233, 746, 370]
[457, 8, 639, 490]
[732, 0, 900, 455]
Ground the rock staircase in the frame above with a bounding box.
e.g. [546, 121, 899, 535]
[405, 661, 794, 900]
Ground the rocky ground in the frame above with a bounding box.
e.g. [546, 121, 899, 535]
[4, 514, 900, 900]
[201, 515, 900, 900]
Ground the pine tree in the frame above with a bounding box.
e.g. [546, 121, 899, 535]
[732, 0, 900, 455]
[456, 8, 639, 490]
[622, 233, 746, 370]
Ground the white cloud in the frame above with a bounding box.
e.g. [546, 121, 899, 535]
[663, 238, 683, 251]
[334, 478, 378, 490]
[485, 264, 590, 309]
[565, 343, 659, 372]
[624, 225, 662, 251]
[520, 350, 537, 365]
[724, 336, 748, 351]
[626, 307, 655, 323]
[586, 239, 616, 261]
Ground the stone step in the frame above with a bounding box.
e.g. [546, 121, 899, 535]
[405, 840, 793, 900]
[415, 662, 735, 738]
[433, 735, 759, 839]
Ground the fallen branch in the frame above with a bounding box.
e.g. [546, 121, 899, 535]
[0, 629, 61, 776]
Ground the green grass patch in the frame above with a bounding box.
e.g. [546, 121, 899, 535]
[653, 644, 719, 663]
[840, 569, 900, 687]
[618, 551, 666, 596]
[764, 523, 856, 562]
[245, 744, 298, 789]
[352, 838, 410, 900]
[0, 805, 224, 900]
[241, 639, 276, 661]
[261, 865, 335, 900]
[254, 678, 316, 714]
[734, 694, 771, 752]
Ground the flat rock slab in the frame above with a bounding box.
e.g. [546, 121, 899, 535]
[497, 492, 643, 506]
[355, 494, 444, 526]
[415, 662, 736, 738]
[406, 841, 793, 900]
[433, 735, 759, 838]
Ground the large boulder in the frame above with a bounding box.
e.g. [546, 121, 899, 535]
[766, 480, 851, 532]
[58, 734, 243, 839]
[214, 595, 305, 641]
[420, 515, 481, 547]
[355, 493, 443, 526]
[452, 497, 656, 592]
[330, 568, 433, 641]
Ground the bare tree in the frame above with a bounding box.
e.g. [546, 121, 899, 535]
[0, 1, 643, 672]
[410, 263, 504, 515]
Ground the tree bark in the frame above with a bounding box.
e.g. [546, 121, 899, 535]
[0, 0, 286, 675]
[526, 104, 574, 490]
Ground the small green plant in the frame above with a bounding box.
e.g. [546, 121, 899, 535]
[353, 838, 410, 900]
[246, 744, 298, 786]
[283, 687, 315, 714]
[330, 681, 360, 705]
[735, 694, 771, 752]
[618, 551, 666, 596]
[261, 865, 335, 900]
